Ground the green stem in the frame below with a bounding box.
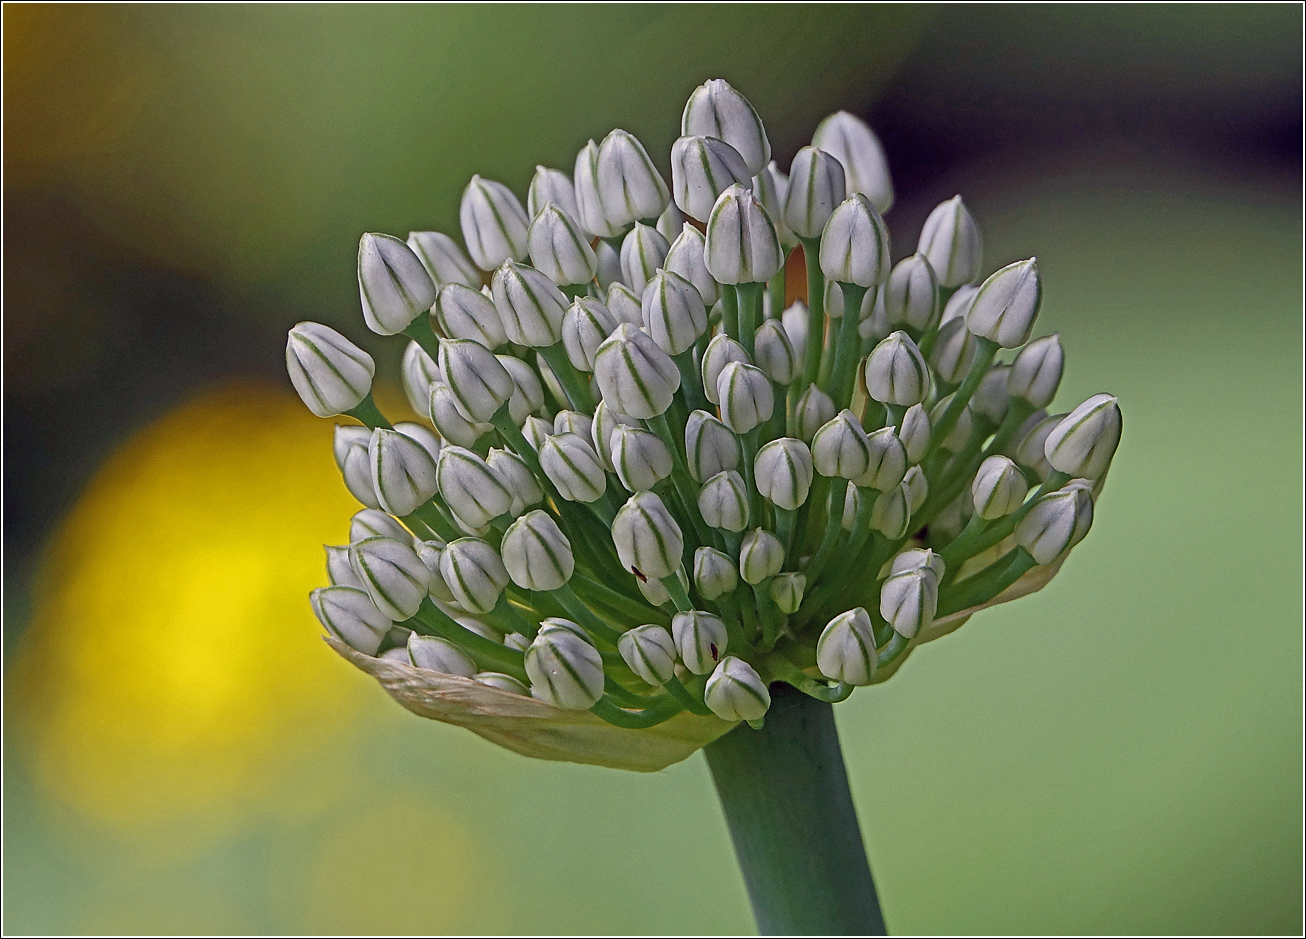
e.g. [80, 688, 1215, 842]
[830, 283, 869, 410]
[538, 343, 595, 412]
[344, 393, 392, 430]
[590, 695, 683, 729]
[704, 684, 886, 936]
[402, 318, 443, 361]
[799, 236, 826, 386]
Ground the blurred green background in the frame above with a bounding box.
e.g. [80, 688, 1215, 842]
[3, 4, 1301, 935]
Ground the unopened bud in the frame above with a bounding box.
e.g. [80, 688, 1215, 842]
[613, 491, 684, 581]
[436, 446, 512, 529]
[357, 233, 438, 336]
[682, 79, 771, 175]
[434, 282, 506, 350]
[941, 283, 979, 324]
[971, 455, 1029, 520]
[1014, 411, 1063, 480]
[335, 428, 380, 508]
[1008, 334, 1064, 409]
[701, 333, 751, 406]
[671, 134, 753, 223]
[966, 258, 1041, 348]
[439, 537, 510, 614]
[754, 320, 798, 384]
[882, 253, 940, 333]
[916, 196, 982, 288]
[539, 433, 607, 503]
[286, 322, 375, 418]
[864, 330, 930, 406]
[611, 425, 673, 492]
[812, 410, 873, 480]
[717, 361, 774, 433]
[350, 536, 431, 621]
[704, 656, 770, 722]
[312, 585, 392, 655]
[553, 409, 593, 440]
[415, 541, 457, 603]
[852, 426, 908, 492]
[620, 222, 671, 294]
[899, 404, 931, 464]
[606, 282, 644, 327]
[672, 610, 729, 675]
[428, 382, 490, 448]
[528, 203, 598, 287]
[656, 201, 687, 245]
[407, 634, 477, 677]
[929, 317, 978, 385]
[525, 627, 605, 710]
[880, 567, 937, 639]
[811, 110, 893, 213]
[929, 393, 974, 453]
[326, 544, 366, 588]
[792, 384, 835, 443]
[740, 528, 784, 584]
[477, 671, 530, 694]
[698, 470, 750, 532]
[592, 399, 640, 471]
[643, 269, 708, 355]
[573, 139, 626, 239]
[438, 338, 513, 423]
[491, 261, 568, 348]
[400, 340, 442, 414]
[618, 624, 679, 686]
[528, 165, 580, 220]
[686, 409, 741, 482]
[753, 161, 793, 250]
[869, 481, 912, 539]
[1044, 394, 1121, 479]
[349, 508, 412, 544]
[368, 427, 439, 517]
[664, 223, 719, 306]
[783, 146, 847, 239]
[780, 300, 810, 367]
[596, 129, 670, 228]
[501, 510, 574, 591]
[770, 572, 806, 614]
[693, 546, 738, 600]
[816, 607, 876, 685]
[891, 546, 946, 581]
[593, 323, 681, 419]
[407, 231, 481, 290]
[595, 237, 623, 291]
[704, 184, 784, 285]
[460, 175, 530, 271]
[819, 194, 890, 287]
[1016, 485, 1094, 565]
[754, 437, 814, 510]
[902, 464, 928, 513]
[972, 365, 1011, 426]
[486, 448, 543, 515]
[562, 297, 616, 372]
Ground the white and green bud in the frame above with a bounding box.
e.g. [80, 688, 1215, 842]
[864, 330, 930, 406]
[573, 139, 626, 239]
[698, 470, 750, 532]
[592, 399, 640, 472]
[972, 365, 1012, 426]
[415, 540, 457, 603]
[473, 671, 526, 694]
[491, 261, 568, 347]
[528, 202, 598, 287]
[434, 282, 506, 350]
[350, 536, 431, 621]
[357, 233, 438, 336]
[753, 161, 793, 251]
[917, 195, 982, 288]
[882, 253, 940, 333]
[407, 231, 481, 291]
[685, 409, 742, 482]
[486, 448, 543, 515]
[400, 340, 442, 414]
[754, 437, 814, 510]
[929, 393, 974, 453]
[902, 464, 929, 513]
[439, 537, 510, 614]
[717, 361, 774, 434]
[971, 455, 1029, 520]
[841, 485, 862, 531]
[693, 546, 738, 600]
[704, 183, 784, 285]
[606, 282, 644, 327]
[869, 481, 912, 539]
[286, 322, 375, 418]
[502, 632, 531, 653]
[613, 491, 684, 581]
[349, 508, 412, 544]
[929, 317, 978, 385]
[753, 320, 798, 384]
[941, 283, 979, 324]
[780, 300, 810, 367]
[890, 547, 946, 581]
[1014, 411, 1064, 480]
[770, 572, 806, 615]
[880, 567, 938, 639]
[899, 403, 931, 465]
[407, 634, 477, 677]
[811, 110, 894, 213]
[672, 610, 729, 675]
[671, 134, 753, 223]
[611, 425, 673, 492]
[1008, 334, 1064, 409]
[791, 384, 834, 443]
[428, 382, 490, 448]
[740, 528, 784, 585]
[782, 145, 847, 239]
[326, 544, 366, 588]
[682, 78, 771, 175]
[701, 333, 751, 406]
[501, 510, 574, 591]
[819, 193, 890, 287]
[852, 426, 908, 492]
[562, 297, 616, 372]
[311, 585, 392, 655]
[618, 624, 679, 687]
[664, 222, 719, 306]
[594, 240, 623, 295]
[525, 626, 605, 710]
[593, 323, 681, 419]
[656, 201, 687, 245]
[335, 427, 380, 508]
[966, 257, 1042, 348]
[553, 409, 592, 440]
[704, 656, 770, 722]
[1044, 394, 1122, 479]
[368, 427, 439, 517]
[540, 432, 607, 503]
[812, 410, 873, 480]
[394, 421, 442, 465]
[643, 269, 708, 355]
[496, 354, 544, 424]
[620, 222, 671, 294]
[816, 607, 876, 685]
[435, 446, 512, 529]
[527, 165, 580, 220]
[637, 573, 672, 607]
[438, 338, 514, 423]
[1016, 485, 1094, 565]
[460, 176, 530, 271]
[520, 414, 552, 452]
[596, 128, 671, 228]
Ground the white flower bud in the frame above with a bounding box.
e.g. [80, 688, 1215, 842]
[501, 510, 574, 591]
[407, 231, 481, 290]
[820, 194, 890, 287]
[656, 201, 687, 244]
[605, 282, 644, 327]
[739, 528, 784, 585]
[1016, 485, 1094, 565]
[437, 338, 513, 423]
[664, 223, 719, 306]
[619, 222, 671, 295]
[681, 78, 770, 175]
[592, 399, 640, 471]
[433, 283, 505, 350]
[882, 253, 940, 333]
[811, 110, 893, 213]
[966, 258, 1042, 348]
[350, 536, 431, 621]
[436, 446, 512, 529]
[553, 409, 592, 439]
[916, 195, 982, 288]
[704, 184, 784, 285]
[693, 546, 738, 600]
[670, 134, 753, 223]
[326, 544, 365, 588]
[864, 330, 930, 406]
[704, 656, 770, 722]
[415, 540, 457, 603]
[349, 508, 412, 544]
[527, 165, 580, 220]
[613, 491, 684, 581]
[853, 426, 908, 492]
[472, 671, 526, 694]
[400, 340, 442, 414]
[311, 585, 392, 655]
[841, 485, 862, 531]
[929, 393, 974, 453]
[539, 432, 607, 503]
[902, 464, 928, 513]
[618, 624, 680, 687]
[685, 409, 741, 482]
[880, 567, 938, 639]
[971, 455, 1029, 520]
[754, 437, 814, 510]
[701, 333, 750, 406]
[335, 429, 380, 508]
[357, 233, 438, 336]
[753, 320, 798, 384]
[643, 269, 708, 355]
[698, 470, 750, 532]
[971, 365, 1011, 427]
[594, 236, 623, 290]
[929, 317, 978, 385]
[367, 427, 439, 517]
[525, 627, 605, 710]
[672, 610, 729, 675]
[1015, 411, 1064, 480]
[611, 425, 673, 492]
[392, 422, 441, 466]
[892, 547, 946, 582]
[1008, 334, 1064, 409]
[811, 410, 873, 480]
[717, 362, 774, 434]
[516, 416, 549, 453]
[1044, 394, 1121, 479]
[496, 354, 543, 424]
[770, 572, 806, 614]
[816, 607, 876, 685]
[593, 323, 681, 419]
[637, 574, 672, 606]
[527, 203, 598, 287]
[596, 129, 670, 228]
[407, 634, 477, 677]
[788, 384, 833, 444]
[286, 322, 375, 418]
[502, 632, 531, 652]
[780, 300, 809, 363]
[561, 297, 616, 372]
[753, 161, 793, 249]
[573, 139, 625, 239]
[439, 537, 510, 614]
[869, 481, 912, 539]
[460, 175, 530, 271]
[491, 261, 568, 348]
[941, 283, 979, 324]
[899, 404, 931, 465]
[782, 146, 847, 239]
[486, 448, 543, 515]
[427, 383, 489, 448]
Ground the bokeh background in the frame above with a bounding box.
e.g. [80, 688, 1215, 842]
[4, 4, 1301, 934]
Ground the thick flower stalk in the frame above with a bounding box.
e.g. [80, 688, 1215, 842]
[289, 79, 1121, 935]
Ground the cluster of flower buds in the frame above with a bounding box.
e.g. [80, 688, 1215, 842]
[290, 78, 1121, 740]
